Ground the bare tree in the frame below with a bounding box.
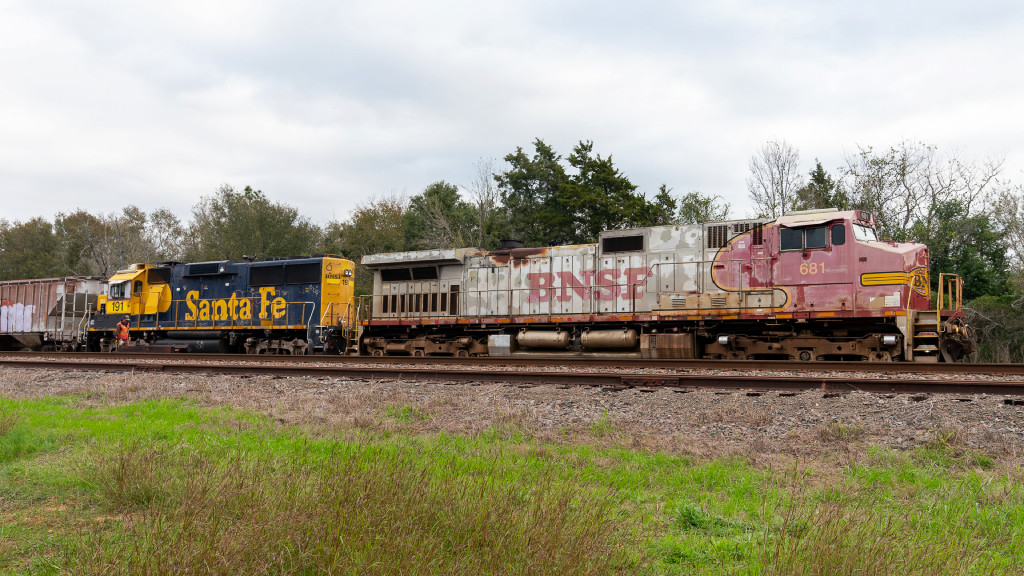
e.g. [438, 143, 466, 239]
[467, 157, 500, 247]
[991, 183, 1024, 271]
[747, 140, 803, 218]
[843, 142, 1004, 241]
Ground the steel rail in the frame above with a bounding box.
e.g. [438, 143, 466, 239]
[1, 356, 1023, 396]
[1, 351, 1023, 376]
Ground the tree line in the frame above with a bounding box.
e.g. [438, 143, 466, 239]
[2, 137, 1022, 361]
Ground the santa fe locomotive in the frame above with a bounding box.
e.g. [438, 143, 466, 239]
[86, 256, 356, 354]
[358, 209, 976, 363]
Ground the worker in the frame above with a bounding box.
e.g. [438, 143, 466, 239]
[115, 315, 131, 348]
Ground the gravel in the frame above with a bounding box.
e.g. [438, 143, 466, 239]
[2, 366, 1023, 466]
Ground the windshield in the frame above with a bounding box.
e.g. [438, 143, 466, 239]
[109, 281, 129, 299]
[853, 224, 878, 242]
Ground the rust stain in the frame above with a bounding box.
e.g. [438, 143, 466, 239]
[487, 247, 549, 267]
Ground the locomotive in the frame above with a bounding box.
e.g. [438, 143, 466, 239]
[358, 209, 976, 362]
[87, 256, 356, 354]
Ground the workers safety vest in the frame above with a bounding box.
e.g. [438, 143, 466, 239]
[115, 323, 130, 340]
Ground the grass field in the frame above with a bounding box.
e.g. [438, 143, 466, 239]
[1, 395, 1022, 575]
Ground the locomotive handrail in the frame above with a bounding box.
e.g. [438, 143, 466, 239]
[937, 273, 963, 312]
[133, 297, 317, 331]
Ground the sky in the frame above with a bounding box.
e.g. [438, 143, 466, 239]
[1, 0, 1022, 226]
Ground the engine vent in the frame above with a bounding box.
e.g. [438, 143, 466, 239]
[711, 296, 727, 307]
[732, 222, 764, 245]
[670, 297, 687, 308]
[706, 225, 729, 248]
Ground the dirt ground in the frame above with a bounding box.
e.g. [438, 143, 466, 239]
[2, 367, 1023, 465]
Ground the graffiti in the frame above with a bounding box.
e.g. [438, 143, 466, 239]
[1, 303, 37, 333]
[526, 267, 652, 302]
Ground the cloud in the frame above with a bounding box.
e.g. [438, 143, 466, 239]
[0, 0, 1021, 227]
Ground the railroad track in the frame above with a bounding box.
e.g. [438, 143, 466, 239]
[2, 352, 1023, 397]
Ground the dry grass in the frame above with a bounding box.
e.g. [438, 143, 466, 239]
[69, 440, 635, 575]
[761, 495, 1017, 576]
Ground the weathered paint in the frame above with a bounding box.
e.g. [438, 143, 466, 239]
[362, 210, 935, 327]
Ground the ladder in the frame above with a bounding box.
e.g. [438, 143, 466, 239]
[911, 273, 964, 363]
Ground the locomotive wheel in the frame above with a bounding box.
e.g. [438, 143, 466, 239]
[798, 350, 813, 361]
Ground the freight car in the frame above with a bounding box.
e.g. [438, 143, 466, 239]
[357, 209, 976, 362]
[0, 277, 106, 351]
[87, 256, 356, 354]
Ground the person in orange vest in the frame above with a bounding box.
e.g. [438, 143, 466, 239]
[114, 315, 131, 349]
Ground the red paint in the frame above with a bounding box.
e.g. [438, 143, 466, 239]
[527, 267, 653, 302]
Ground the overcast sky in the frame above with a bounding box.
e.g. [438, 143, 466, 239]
[1, 0, 1022, 226]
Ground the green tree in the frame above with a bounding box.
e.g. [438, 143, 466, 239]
[496, 139, 669, 245]
[404, 181, 476, 249]
[0, 218, 62, 280]
[911, 200, 1007, 300]
[792, 161, 849, 212]
[561, 141, 656, 243]
[650, 185, 678, 225]
[676, 190, 731, 224]
[494, 139, 568, 246]
[322, 194, 408, 295]
[184, 185, 322, 262]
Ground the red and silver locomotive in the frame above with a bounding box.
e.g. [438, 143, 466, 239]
[358, 209, 975, 362]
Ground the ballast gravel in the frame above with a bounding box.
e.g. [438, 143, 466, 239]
[2, 367, 1022, 465]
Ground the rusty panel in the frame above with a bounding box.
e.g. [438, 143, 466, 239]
[0, 277, 105, 347]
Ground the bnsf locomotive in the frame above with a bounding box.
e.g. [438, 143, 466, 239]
[87, 256, 356, 354]
[358, 209, 975, 362]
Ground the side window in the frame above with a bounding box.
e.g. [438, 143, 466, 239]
[804, 227, 827, 249]
[831, 224, 846, 246]
[109, 282, 128, 299]
[780, 228, 803, 251]
[133, 280, 143, 295]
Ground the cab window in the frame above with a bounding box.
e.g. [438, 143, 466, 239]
[109, 281, 129, 299]
[805, 227, 827, 249]
[780, 226, 829, 251]
[780, 228, 803, 250]
[831, 224, 846, 246]
[853, 224, 878, 242]
[133, 280, 143, 295]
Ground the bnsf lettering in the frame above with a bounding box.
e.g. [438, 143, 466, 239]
[185, 287, 287, 321]
[527, 267, 652, 302]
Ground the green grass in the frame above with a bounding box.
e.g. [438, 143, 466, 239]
[0, 395, 1022, 575]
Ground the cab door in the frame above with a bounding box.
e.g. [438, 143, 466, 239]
[774, 222, 853, 313]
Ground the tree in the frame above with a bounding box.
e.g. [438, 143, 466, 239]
[322, 194, 408, 295]
[842, 142, 1002, 242]
[0, 218, 62, 280]
[911, 200, 1007, 300]
[404, 181, 476, 249]
[792, 161, 849, 212]
[561, 141, 655, 243]
[990, 183, 1024, 271]
[650, 185, 678, 225]
[184, 185, 322, 261]
[496, 139, 669, 245]
[53, 207, 186, 277]
[676, 190, 731, 224]
[747, 140, 803, 219]
[466, 157, 510, 249]
[495, 139, 568, 246]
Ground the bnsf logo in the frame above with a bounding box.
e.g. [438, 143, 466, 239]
[526, 267, 652, 302]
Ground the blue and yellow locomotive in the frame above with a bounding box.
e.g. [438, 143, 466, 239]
[88, 256, 356, 354]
